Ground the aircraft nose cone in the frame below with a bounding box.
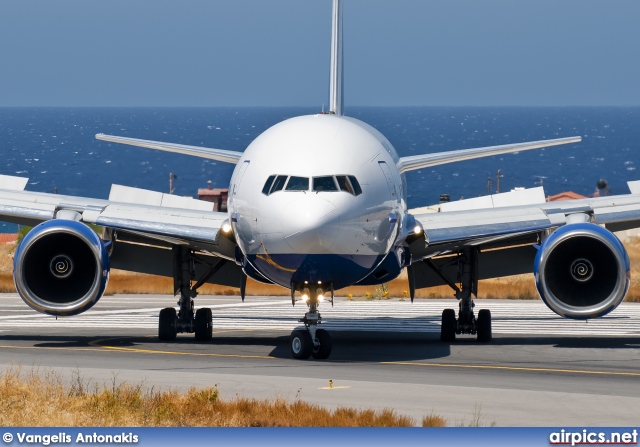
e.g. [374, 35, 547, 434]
[282, 196, 339, 252]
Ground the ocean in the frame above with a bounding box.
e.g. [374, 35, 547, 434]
[1, 107, 638, 233]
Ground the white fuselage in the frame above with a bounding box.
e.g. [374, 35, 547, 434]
[227, 114, 409, 289]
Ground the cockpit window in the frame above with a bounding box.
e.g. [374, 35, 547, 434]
[270, 175, 288, 193]
[285, 176, 309, 191]
[336, 175, 363, 196]
[348, 175, 362, 196]
[313, 176, 338, 192]
[264, 174, 361, 196]
[262, 175, 276, 195]
[336, 176, 354, 194]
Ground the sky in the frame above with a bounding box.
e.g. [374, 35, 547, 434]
[1, 0, 639, 107]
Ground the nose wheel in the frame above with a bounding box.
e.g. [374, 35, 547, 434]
[290, 330, 312, 359]
[312, 328, 332, 359]
[290, 327, 332, 360]
[289, 283, 333, 360]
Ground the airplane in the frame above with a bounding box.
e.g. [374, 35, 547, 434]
[2, 0, 640, 360]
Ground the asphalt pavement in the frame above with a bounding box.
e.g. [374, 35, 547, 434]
[1, 294, 639, 426]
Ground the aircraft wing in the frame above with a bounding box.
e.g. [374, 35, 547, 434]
[406, 182, 640, 289]
[0, 175, 236, 262]
[95, 134, 243, 164]
[396, 136, 581, 174]
[411, 183, 640, 250]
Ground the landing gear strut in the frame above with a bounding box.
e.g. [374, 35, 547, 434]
[289, 283, 333, 360]
[158, 246, 221, 341]
[439, 248, 492, 342]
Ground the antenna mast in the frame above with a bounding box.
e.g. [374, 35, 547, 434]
[329, 0, 343, 115]
[169, 172, 177, 194]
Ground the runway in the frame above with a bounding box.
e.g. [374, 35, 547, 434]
[1, 293, 640, 426]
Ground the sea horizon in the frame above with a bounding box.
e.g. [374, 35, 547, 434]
[1, 106, 638, 233]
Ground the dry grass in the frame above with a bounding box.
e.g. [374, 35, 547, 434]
[0, 368, 433, 427]
[625, 237, 640, 302]
[1, 236, 640, 301]
[422, 413, 447, 427]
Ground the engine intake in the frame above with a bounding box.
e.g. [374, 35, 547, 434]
[13, 220, 110, 316]
[534, 223, 629, 319]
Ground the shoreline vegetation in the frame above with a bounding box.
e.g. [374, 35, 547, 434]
[1, 236, 639, 302]
[0, 368, 447, 427]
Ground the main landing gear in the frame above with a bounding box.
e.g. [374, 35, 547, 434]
[289, 282, 333, 360]
[437, 248, 492, 343]
[158, 246, 226, 341]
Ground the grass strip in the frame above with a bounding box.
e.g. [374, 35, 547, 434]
[0, 368, 446, 427]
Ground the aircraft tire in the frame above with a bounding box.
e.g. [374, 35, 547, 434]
[195, 308, 213, 341]
[476, 309, 492, 342]
[311, 328, 332, 359]
[159, 307, 177, 341]
[440, 308, 457, 342]
[290, 329, 312, 360]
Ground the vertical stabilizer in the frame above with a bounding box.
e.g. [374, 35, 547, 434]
[329, 0, 343, 115]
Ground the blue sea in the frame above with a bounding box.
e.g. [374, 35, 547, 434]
[1, 107, 639, 233]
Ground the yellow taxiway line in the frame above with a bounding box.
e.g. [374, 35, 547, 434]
[381, 361, 640, 377]
[0, 341, 271, 360]
[0, 344, 105, 354]
[0, 329, 272, 361]
[94, 344, 271, 360]
[1, 340, 640, 378]
[88, 332, 272, 359]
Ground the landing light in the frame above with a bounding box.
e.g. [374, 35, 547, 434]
[222, 221, 232, 233]
[318, 294, 325, 302]
[301, 294, 309, 302]
[414, 225, 422, 235]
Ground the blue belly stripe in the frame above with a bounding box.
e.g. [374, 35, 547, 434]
[246, 253, 384, 289]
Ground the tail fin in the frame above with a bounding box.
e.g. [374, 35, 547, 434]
[329, 0, 343, 115]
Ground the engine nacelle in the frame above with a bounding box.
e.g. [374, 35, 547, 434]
[534, 223, 629, 319]
[13, 220, 110, 316]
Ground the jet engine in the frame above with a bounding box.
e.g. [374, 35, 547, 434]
[13, 220, 110, 316]
[534, 222, 629, 319]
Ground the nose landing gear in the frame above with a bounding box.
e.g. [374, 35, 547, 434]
[289, 283, 333, 360]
